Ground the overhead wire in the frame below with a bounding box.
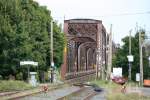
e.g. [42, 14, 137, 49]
[52, 11, 150, 19]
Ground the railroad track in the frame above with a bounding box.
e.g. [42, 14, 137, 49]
[0, 91, 20, 97]
[57, 86, 98, 100]
[0, 73, 96, 100]
[64, 73, 96, 84]
[83, 91, 98, 100]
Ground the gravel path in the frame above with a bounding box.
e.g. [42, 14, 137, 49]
[132, 87, 150, 96]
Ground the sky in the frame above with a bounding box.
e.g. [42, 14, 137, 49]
[34, 0, 150, 45]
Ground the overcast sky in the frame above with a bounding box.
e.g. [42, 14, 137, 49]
[34, 0, 150, 45]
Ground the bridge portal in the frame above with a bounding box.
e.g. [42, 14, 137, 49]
[61, 19, 107, 80]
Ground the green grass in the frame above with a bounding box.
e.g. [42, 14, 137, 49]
[0, 80, 33, 92]
[91, 80, 150, 100]
[127, 81, 140, 87]
[107, 93, 150, 100]
[91, 80, 119, 89]
[91, 80, 141, 89]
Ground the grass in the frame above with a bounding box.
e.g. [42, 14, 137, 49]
[127, 81, 140, 87]
[0, 80, 33, 92]
[107, 93, 150, 100]
[91, 80, 119, 89]
[91, 80, 141, 89]
[91, 80, 150, 100]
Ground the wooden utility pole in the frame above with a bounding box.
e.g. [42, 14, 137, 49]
[50, 21, 54, 83]
[139, 29, 143, 86]
[128, 30, 132, 81]
[129, 30, 132, 55]
[107, 24, 112, 80]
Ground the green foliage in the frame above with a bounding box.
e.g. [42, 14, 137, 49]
[0, 80, 33, 91]
[16, 72, 23, 80]
[113, 29, 150, 80]
[0, 0, 65, 80]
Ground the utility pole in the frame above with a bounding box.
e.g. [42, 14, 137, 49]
[107, 24, 112, 80]
[129, 30, 132, 55]
[96, 24, 101, 79]
[50, 20, 54, 83]
[128, 30, 132, 81]
[149, 56, 150, 67]
[139, 29, 143, 86]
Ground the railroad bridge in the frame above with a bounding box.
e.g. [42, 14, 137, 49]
[61, 19, 107, 80]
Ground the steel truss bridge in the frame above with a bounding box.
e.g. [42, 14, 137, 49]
[61, 19, 107, 80]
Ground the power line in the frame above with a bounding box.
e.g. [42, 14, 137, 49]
[52, 11, 150, 19]
[100, 11, 150, 17]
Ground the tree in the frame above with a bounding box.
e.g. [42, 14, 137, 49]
[113, 29, 150, 81]
[0, 0, 65, 80]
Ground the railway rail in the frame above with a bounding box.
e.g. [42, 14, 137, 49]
[57, 87, 98, 100]
[0, 91, 20, 97]
[0, 73, 96, 100]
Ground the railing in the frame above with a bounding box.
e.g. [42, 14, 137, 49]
[65, 69, 96, 79]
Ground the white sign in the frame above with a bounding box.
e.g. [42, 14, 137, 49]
[127, 55, 134, 62]
[113, 68, 122, 77]
[51, 62, 54, 67]
[136, 73, 140, 82]
[20, 61, 38, 66]
[148, 56, 150, 61]
[102, 61, 105, 64]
